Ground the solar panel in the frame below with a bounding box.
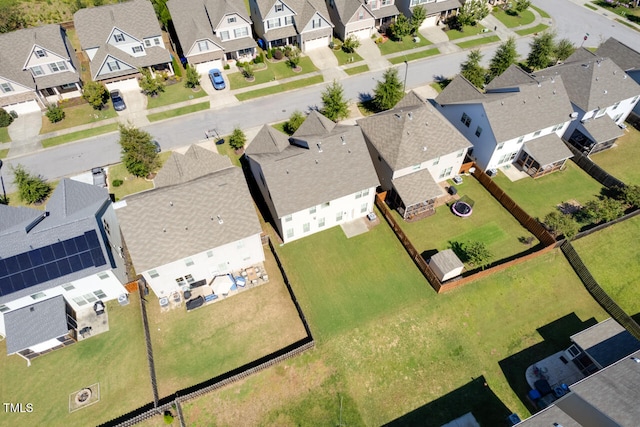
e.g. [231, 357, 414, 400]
[0, 230, 109, 297]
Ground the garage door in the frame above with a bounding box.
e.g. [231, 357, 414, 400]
[347, 27, 373, 40]
[304, 36, 330, 51]
[105, 78, 140, 93]
[195, 60, 223, 75]
[2, 99, 41, 116]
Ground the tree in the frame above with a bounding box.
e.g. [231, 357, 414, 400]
[118, 123, 158, 177]
[527, 32, 555, 70]
[45, 104, 65, 123]
[12, 164, 52, 205]
[150, 0, 172, 29]
[389, 14, 412, 40]
[286, 46, 301, 69]
[139, 68, 165, 97]
[321, 80, 350, 121]
[457, 0, 489, 26]
[410, 6, 427, 34]
[460, 49, 486, 88]
[82, 81, 109, 110]
[0, 108, 13, 127]
[553, 38, 576, 64]
[0, 0, 26, 33]
[228, 127, 246, 151]
[487, 37, 518, 82]
[341, 35, 360, 54]
[514, 0, 531, 13]
[544, 210, 579, 239]
[184, 65, 200, 88]
[577, 197, 625, 225]
[283, 111, 305, 135]
[620, 185, 640, 208]
[464, 241, 493, 270]
[373, 68, 404, 111]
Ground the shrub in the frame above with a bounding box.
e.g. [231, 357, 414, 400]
[274, 49, 284, 60]
[112, 179, 123, 187]
[184, 65, 201, 88]
[241, 63, 254, 79]
[342, 35, 360, 53]
[139, 68, 165, 96]
[253, 52, 265, 64]
[283, 110, 305, 135]
[82, 81, 109, 110]
[223, 63, 230, 70]
[45, 104, 65, 123]
[228, 127, 246, 150]
[163, 411, 174, 424]
[286, 46, 301, 68]
[12, 164, 53, 205]
[172, 55, 183, 77]
[0, 108, 14, 127]
[266, 49, 272, 59]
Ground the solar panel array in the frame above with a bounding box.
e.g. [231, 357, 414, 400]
[0, 230, 107, 297]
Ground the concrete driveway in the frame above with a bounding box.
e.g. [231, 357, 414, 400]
[305, 47, 347, 81]
[7, 111, 43, 157]
[202, 70, 240, 109]
[355, 37, 390, 72]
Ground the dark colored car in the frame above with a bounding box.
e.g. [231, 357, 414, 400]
[110, 90, 126, 111]
[152, 140, 161, 153]
[208, 68, 226, 90]
[91, 167, 107, 188]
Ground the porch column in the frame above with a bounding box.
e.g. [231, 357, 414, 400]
[167, 61, 174, 76]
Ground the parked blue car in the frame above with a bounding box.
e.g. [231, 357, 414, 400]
[208, 68, 226, 90]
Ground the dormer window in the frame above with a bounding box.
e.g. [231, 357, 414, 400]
[145, 39, 151, 47]
[35, 49, 46, 58]
[132, 45, 143, 53]
[312, 18, 322, 28]
[228, 16, 236, 23]
[114, 33, 125, 42]
[275, 3, 283, 12]
[48, 61, 68, 72]
[198, 40, 208, 51]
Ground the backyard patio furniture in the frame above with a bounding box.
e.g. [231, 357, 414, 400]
[93, 301, 105, 315]
[186, 296, 205, 310]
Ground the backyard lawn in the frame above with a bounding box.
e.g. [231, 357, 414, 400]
[493, 161, 603, 220]
[573, 214, 640, 317]
[590, 126, 640, 186]
[0, 294, 152, 427]
[149, 249, 308, 398]
[394, 175, 539, 268]
[178, 222, 606, 426]
[146, 82, 207, 109]
[40, 103, 117, 134]
[227, 57, 318, 90]
[377, 35, 432, 56]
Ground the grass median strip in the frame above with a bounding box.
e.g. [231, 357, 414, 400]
[456, 36, 500, 49]
[344, 64, 370, 75]
[0, 148, 8, 159]
[388, 48, 440, 64]
[516, 24, 549, 36]
[147, 101, 210, 122]
[236, 76, 324, 101]
[41, 123, 119, 148]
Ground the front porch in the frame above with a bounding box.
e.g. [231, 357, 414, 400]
[40, 82, 83, 104]
[372, 5, 399, 33]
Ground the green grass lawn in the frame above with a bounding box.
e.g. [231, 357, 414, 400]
[389, 48, 440, 64]
[180, 222, 606, 426]
[0, 148, 8, 158]
[0, 294, 152, 427]
[41, 123, 120, 148]
[593, 0, 640, 21]
[456, 35, 501, 49]
[146, 102, 210, 122]
[445, 23, 488, 41]
[40, 103, 117, 134]
[228, 58, 318, 89]
[235, 76, 324, 101]
[492, 8, 535, 28]
[0, 126, 10, 143]
[516, 24, 549, 36]
[108, 151, 172, 201]
[344, 64, 370, 75]
[493, 161, 604, 220]
[573, 214, 640, 317]
[215, 137, 242, 167]
[149, 250, 308, 398]
[377, 35, 432, 55]
[332, 48, 364, 65]
[393, 176, 538, 268]
[585, 3, 598, 10]
[146, 83, 207, 109]
[590, 126, 640, 185]
[530, 4, 550, 18]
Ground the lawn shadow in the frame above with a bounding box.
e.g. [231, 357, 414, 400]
[239, 155, 278, 233]
[382, 376, 513, 426]
[420, 249, 438, 262]
[498, 313, 598, 413]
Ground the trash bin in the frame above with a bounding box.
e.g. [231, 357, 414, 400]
[448, 186, 457, 195]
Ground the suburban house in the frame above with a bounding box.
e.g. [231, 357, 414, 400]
[397, 0, 461, 29]
[595, 37, 640, 119]
[357, 91, 471, 220]
[167, 0, 257, 73]
[0, 24, 82, 116]
[246, 111, 380, 243]
[73, 0, 173, 84]
[435, 70, 575, 178]
[532, 55, 640, 155]
[0, 179, 129, 362]
[325, 0, 377, 41]
[116, 145, 265, 301]
[249, 0, 334, 51]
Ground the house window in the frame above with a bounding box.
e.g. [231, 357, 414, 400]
[312, 18, 322, 29]
[457, 149, 464, 157]
[613, 113, 623, 122]
[35, 49, 47, 58]
[267, 18, 281, 29]
[145, 39, 151, 47]
[360, 203, 368, 213]
[303, 222, 310, 233]
[475, 126, 482, 137]
[198, 40, 208, 51]
[207, 250, 214, 258]
[412, 164, 421, 171]
[176, 277, 186, 286]
[286, 228, 294, 238]
[355, 191, 362, 199]
[533, 130, 541, 137]
[48, 61, 67, 72]
[309, 206, 316, 214]
[114, 33, 125, 42]
[498, 151, 518, 164]
[83, 293, 98, 303]
[149, 269, 159, 278]
[275, 3, 283, 12]
[220, 31, 230, 41]
[73, 296, 88, 306]
[94, 289, 107, 299]
[1, 83, 13, 93]
[595, 108, 607, 118]
[433, 157, 440, 166]
[228, 16, 237, 23]
[31, 66, 44, 76]
[381, 0, 392, 5]
[322, 202, 330, 209]
[107, 61, 120, 71]
[439, 166, 453, 179]
[132, 46, 143, 53]
[98, 272, 109, 280]
[284, 16, 294, 25]
[363, 189, 369, 197]
[612, 102, 620, 110]
[185, 258, 194, 267]
[154, 38, 160, 45]
[285, 215, 292, 222]
[497, 142, 504, 150]
[318, 217, 325, 227]
[358, 11, 364, 20]
[30, 292, 46, 300]
[62, 283, 75, 291]
[185, 274, 195, 284]
[369, 0, 377, 7]
[551, 123, 564, 132]
[336, 211, 343, 221]
[0, 304, 9, 313]
[461, 113, 471, 127]
[234, 27, 248, 38]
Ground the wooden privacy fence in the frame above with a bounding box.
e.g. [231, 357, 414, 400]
[560, 241, 640, 341]
[565, 144, 626, 189]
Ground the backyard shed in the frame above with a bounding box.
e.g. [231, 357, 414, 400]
[429, 249, 464, 282]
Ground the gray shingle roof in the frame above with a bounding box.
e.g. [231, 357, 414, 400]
[581, 115, 624, 144]
[256, 0, 332, 31]
[247, 115, 380, 218]
[117, 166, 262, 273]
[153, 145, 232, 188]
[4, 295, 69, 354]
[329, 0, 365, 25]
[570, 318, 640, 369]
[535, 57, 640, 112]
[429, 249, 463, 273]
[522, 133, 573, 167]
[596, 37, 640, 72]
[391, 168, 442, 207]
[87, 45, 171, 81]
[245, 125, 291, 155]
[358, 91, 471, 170]
[484, 64, 536, 91]
[434, 74, 485, 105]
[0, 24, 77, 91]
[293, 109, 336, 136]
[371, 4, 399, 19]
[421, 0, 460, 14]
[565, 46, 597, 64]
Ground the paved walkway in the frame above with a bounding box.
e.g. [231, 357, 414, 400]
[356, 37, 391, 72]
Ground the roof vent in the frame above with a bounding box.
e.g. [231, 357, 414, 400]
[582, 63, 590, 68]
[394, 113, 401, 120]
[624, 74, 628, 79]
[570, 112, 578, 118]
[217, 215, 223, 224]
[631, 357, 640, 363]
[341, 135, 345, 145]
[286, 169, 289, 174]
[169, 201, 173, 206]
[537, 82, 541, 88]
[553, 90, 556, 95]
[603, 90, 607, 94]
[348, 149, 351, 153]
[316, 143, 322, 152]
[551, 77, 555, 83]
[422, 146, 427, 152]
[185, 226, 188, 230]
[408, 112, 413, 120]
[25, 211, 49, 234]
[30, 307, 35, 312]
[595, 77, 599, 81]
[315, 159, 318, 164]
[163, 228, 166, 232]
